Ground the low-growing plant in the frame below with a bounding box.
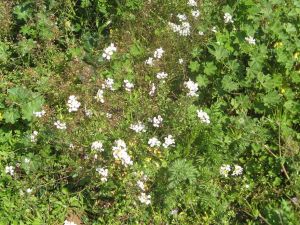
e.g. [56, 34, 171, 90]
[0, 0, 299, 224]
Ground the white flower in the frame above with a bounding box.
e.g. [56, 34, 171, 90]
[145, 57, 154, 66]
[198, 31, 204, 36]
[179, 22, 191, 36]
[138, 192, 151, 205]
[33, 110, 45, 118]
[106, 113, 112, 118]
[96, 167, 108, 182]
[95, 89, 104, 103]
[5, 166, 14, 176]
[102, 43, 117, 60]
[156, 72, 168, 80]
[162, 135, 175, 148]
[177, 14, 187, 22]
[197, 109, 210, 124]
[64, 220, 77, 225]
[232, 165, 243, 176]
[54, 120, 67, 130]
[26, 188, 32, 194]
[245, 36, 256, 45]
[168, 21, 191, 36]
[112, 139, 133, 167]
[124, 80, 134, 92]
[67, 95, 81, 112]
[152, 115, 163, 127]
[24, 158, 30, 163]
[30, 131, 38, 143]
[91, 141, 104, 152]
[149, 83, 156, 96]
[191, 10, 200, 18]
[184, 79, 199, 97]
[179, 58, 184, 64]
[148, 137, 161, 147]
[187, 0, 197, 7]
[130, 121, 146, 133]
[224, 12, 233, 24]
[102, 78, 115, 90]
[84, 108, 93, 117]
[211, 26, 217, 33]
[220, 164, 231, 177]
[137, 180, 145, 191]
[170, 209, 178, 215]
[153, 47, 164, 59]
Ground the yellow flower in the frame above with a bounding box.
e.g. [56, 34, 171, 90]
[274, 42, 283, 48]
[145, 157, 152, 162]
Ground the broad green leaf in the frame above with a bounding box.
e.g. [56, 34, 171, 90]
[189, 61, 200, 72]
[204, 62, 217, 76]
[3, 108, 20, 124]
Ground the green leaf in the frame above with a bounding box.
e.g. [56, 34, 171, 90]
[3, 108, 20, 124]
[196, 75, 209, 87]
[222, 75, 239, 91]
[204, 62, 217, 76]
[263, 91, 281, 106]
[189, 61, 200, 72]
[21, 96, 44, 121]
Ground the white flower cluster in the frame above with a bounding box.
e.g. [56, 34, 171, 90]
[220, 164, 243, 177]
[168, 21, 191, 36]
[187, 0, 197, 7]
[145, 47, 164, 66]
[5, 165, 15, 176]
[197, 109, 210, 124]
[137, 180, 146, 191]
[124, 80, 134, 92]
[224, 13, 234, 24]
[232, 165, 243, 176]
[54, 120, 67, 129]
[102, 78, 115, 90]
[149, 83, 156, 96]
[177, 14, 187, 22]
[153, 47, 164, 59]
[33, 110, 46, 118]
[67, 95, 81, 112]
[191, 10, 200, 18]
[95, 89, 104, 103]
[148, 137, 161, 147]
[211, 26, 217, 33]
[130, 121, 146, 133]
[138, 192, 151, 205]
[156, 72, 168, 80]
[245, 36, 256, 45]
[152, 115, 163, 127]
[112, 139, 133, 167]
[184, 79, 199, 96]
[91, 141, 104, 152]
[96, 167, 108, 182]
[145, 57, 154, 66]
[102, 43, 117, 60]
[162, 135, 175, 148]
[84, 108, 93, 117]
[30, 131, 38, 143]
[64, 220, 77, 225]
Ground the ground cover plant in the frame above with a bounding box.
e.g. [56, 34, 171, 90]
[0, 0, 300, 224]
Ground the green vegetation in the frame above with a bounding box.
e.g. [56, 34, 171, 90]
[0, 0, 299, 224]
